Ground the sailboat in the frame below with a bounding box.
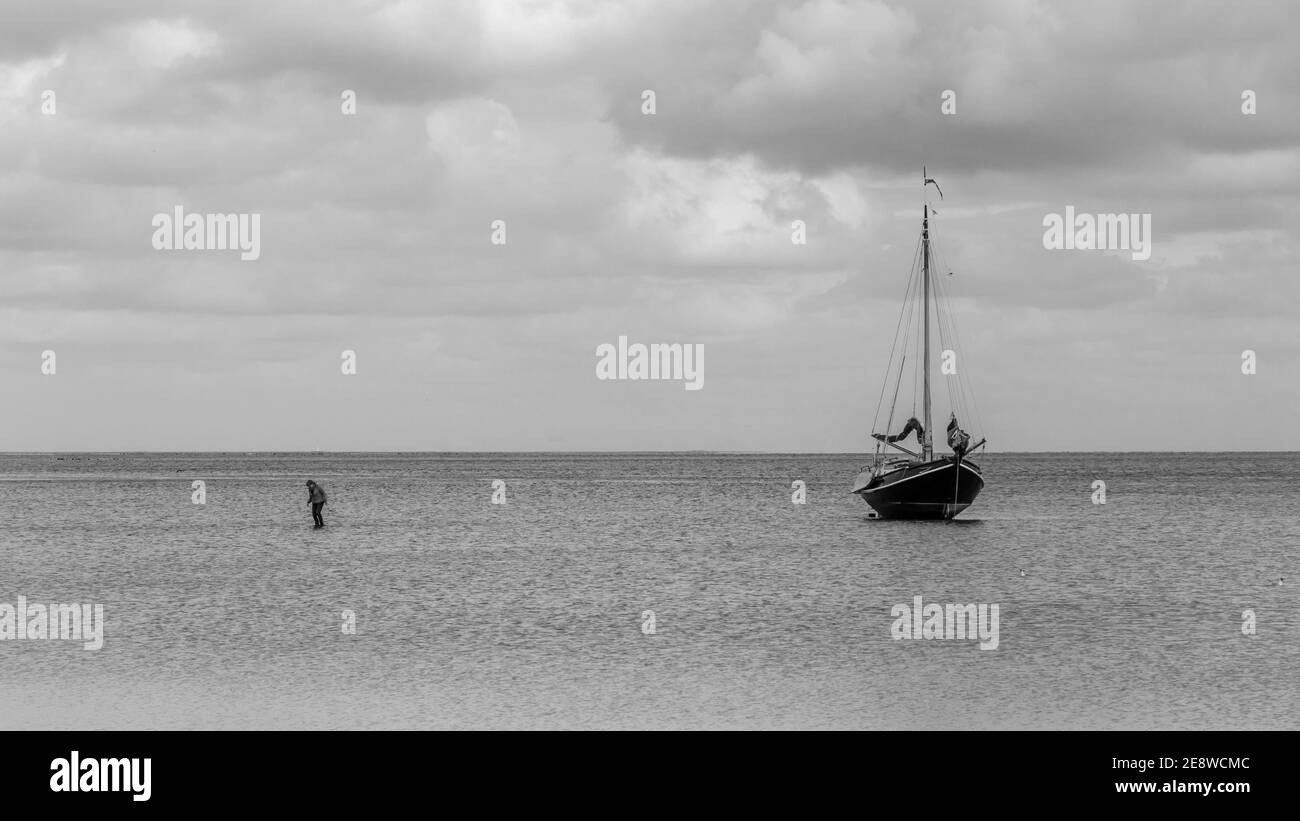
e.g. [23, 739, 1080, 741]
[852, 170, 986, 520]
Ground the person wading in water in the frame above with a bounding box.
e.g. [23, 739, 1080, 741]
[306, 480, 327, 528]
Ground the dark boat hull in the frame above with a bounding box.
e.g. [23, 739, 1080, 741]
[855, 458, 983, 520]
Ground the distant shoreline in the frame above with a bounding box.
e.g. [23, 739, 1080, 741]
[2, 450, 1297, 456]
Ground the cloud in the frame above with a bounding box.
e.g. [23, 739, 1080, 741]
[0, 0, 1297, 450]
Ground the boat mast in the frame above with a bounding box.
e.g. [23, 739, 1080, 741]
[921, 201, 933, 462]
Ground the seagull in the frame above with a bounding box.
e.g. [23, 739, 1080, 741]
[1279, 577, 1285, 586]
[1019, 569, 1027, 578]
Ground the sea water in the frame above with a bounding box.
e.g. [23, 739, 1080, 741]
[0, 452, 1295, 729]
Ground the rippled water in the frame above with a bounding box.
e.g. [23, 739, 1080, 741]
[0, 452, 1295, 729]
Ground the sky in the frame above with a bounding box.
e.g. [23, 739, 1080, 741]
[1, 0, 1297, 451]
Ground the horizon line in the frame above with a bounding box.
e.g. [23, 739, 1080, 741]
[2, 449, 1298, 455]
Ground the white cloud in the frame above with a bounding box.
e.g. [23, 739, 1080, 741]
[125, 18, 220, 69]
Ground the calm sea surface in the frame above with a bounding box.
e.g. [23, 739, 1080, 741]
[0, 452, 1295, 729]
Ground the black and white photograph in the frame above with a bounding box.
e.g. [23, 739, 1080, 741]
[1, 0, 1295, 806]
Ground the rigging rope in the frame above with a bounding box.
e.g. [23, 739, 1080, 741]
[871, 210, 992, 461]
[927, 230, 984, 446]
[872, 232, 923, 445]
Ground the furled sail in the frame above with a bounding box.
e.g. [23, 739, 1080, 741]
[947, 414, 970, 457]
[874, 416, 924, 444]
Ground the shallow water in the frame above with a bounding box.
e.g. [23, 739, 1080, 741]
[0, 452, 1295, 729]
